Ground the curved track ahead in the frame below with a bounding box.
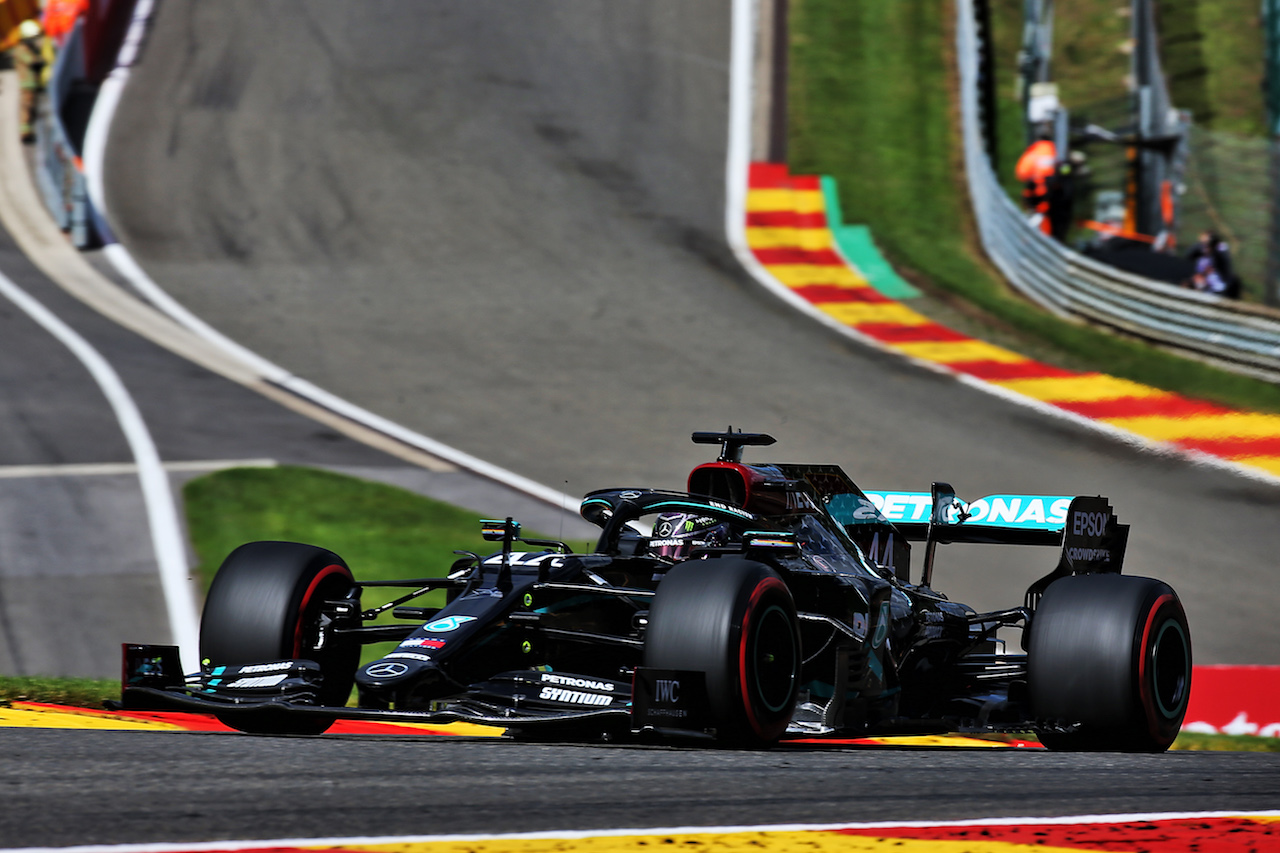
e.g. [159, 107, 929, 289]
[101, 1, 1280, 665]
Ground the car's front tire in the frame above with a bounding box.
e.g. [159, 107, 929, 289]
[645, 558, 800, 747]
[1028, 573, 1191, 752]
[200, 541, 361, 734]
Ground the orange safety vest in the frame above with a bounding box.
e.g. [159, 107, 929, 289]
[42, 0, 88, 43]
[1015, 139, 1057, 198]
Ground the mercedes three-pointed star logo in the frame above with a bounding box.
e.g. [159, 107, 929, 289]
[365, 661, 410, 678]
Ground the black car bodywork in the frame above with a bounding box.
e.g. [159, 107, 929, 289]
[121, 430, 1192, 751]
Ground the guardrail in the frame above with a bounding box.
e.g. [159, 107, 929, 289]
[35, 20, 100, 249]
[955, 0, 1280, 383]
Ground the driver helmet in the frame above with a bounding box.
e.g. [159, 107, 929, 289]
[649, 512, 731, 562]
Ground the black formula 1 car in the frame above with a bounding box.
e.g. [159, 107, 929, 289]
[120, 430, 1192, 751]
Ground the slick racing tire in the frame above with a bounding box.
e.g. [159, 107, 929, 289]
[645, 558, 800, 747]
[200, 541, 360, 735]
[1028, 573, 1191, 753]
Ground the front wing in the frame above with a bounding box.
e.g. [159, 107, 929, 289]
[117, 644, 712, 735]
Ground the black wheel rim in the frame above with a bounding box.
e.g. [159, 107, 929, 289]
[1151, 617, 1190, 720]
[750, 604, 798, 714]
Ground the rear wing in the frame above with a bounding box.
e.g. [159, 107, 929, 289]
[860, 489, 1072, 546]
[833, 484, 1129, 592]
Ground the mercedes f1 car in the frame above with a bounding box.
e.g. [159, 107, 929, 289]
[120, 430, 1192, 751]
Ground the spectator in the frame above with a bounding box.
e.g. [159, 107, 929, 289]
[13, 19, 44, 143]
[42, 0, 87, 47]
[1044, 156, 1080, 242]
[1186, 231, 1239, 298]
[1016, 133, 1057, 236]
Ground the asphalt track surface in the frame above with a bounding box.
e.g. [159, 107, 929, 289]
[0, 157, 585, 677]
[0, 237, 583, 679]
[0, 727, 1277, 848]
[0, 221, 410, 676]
[98, 1, 1280, 665]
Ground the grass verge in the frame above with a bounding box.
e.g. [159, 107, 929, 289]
[183, 465, 593, 664]
[181, 465, 573, 594]
[1172, 730, 1280, 752]
[0, 676, 120, 708]
[787, 0, 1280, 415]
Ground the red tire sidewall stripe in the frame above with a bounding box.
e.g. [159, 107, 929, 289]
[737, 575, 791, 740]
[1136, 592, 1184, 742]
[292, 563, 351, 658]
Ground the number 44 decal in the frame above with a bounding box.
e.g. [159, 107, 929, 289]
[482, 552, 567, 569]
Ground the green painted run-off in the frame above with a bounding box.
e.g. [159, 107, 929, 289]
[820, 175, 921, 300]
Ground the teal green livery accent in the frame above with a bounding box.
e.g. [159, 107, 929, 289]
[820, 175, 921, 300]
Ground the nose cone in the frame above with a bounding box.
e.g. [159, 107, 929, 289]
[357, 656, 435, 690]
[355, 655, 449, 710]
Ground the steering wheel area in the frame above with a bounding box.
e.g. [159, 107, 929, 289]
[580, 489, 764, 556]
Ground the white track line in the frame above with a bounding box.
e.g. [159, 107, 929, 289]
[83, 2, 577, 512]
[0, 271, 200, 672]
[0, 64, 200, 673]
[0, 459, 276, 479]
[99, 235, 581, 509]
[4, 810, 1279, 853]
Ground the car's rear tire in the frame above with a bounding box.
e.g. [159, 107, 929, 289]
[1028, 573, 1191, 752]
[200, 541, 360, 735]
[645, 558, 800, 747]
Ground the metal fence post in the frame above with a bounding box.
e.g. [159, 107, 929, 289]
[1269, 136, 1280, 306]
[1267, 0, 1280, 305]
